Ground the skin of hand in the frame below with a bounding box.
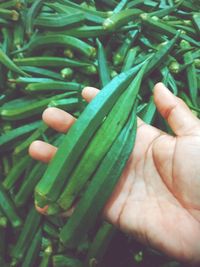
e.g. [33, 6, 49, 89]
[29, 82, 200, 265]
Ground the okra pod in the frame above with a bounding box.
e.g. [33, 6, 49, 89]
[22, 34, 96, 58]
[0, 121, 42, 151]
[20, 66, 65, 81]
[11, 207, 41, 265]
[60, 68, 74, 79]
[60, 101, 138, 247]
[141, 14, 200, 47]
[35, 12, 85, 29]
[141, 96, 156, 124]
[192, 13, 200, 35]
[26, 0, 45, 35]
[122, 46, 139, 71]
[180, 40, 198, 106]
[56, 63, 147, 214]
[24, 81, 82, 94]
[0, 8, 19, 21]
[96, 38, 110, 87]
[21, 228, 42, 267]
[0, 92, 77, 120]
[48, 98, 80, 112]
[14, 56, 90, 68]
[84, 222, 116, 267]
[0, 48, 29, 77]
[9, 77, 54, 84]
[14, 162, 47, 207]
[35, 64, 145, 210]
[113, 0, 128, 13]
[103, 8, 142, 31]
[3, 155, 32, 190]
[39, 246, 52, 267]
[0, 184, 22, 228]
[48, 25, 108, 38]
[113, 29, 139, 66]
[14, 123, 48, 155]
[144, 32, 180, 77]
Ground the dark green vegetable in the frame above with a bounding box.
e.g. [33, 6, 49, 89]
[56, 63, 147, 214]
[21, 34, 96, 58]
[3, 155, 32, 190]
[26, 0, 45, 36]
[0, 183, 22, 228]
[84, 222, 116, 267]
[39, 245, 52, 267]
[144, 32, 180, 77]
[180, 40, 198, 106]
[141, 96, 156, 124]
[60, 100, 138, 247]
[0, 8, 19, 20]
[35, 12, 85, 30]
[11, 207, 41, 265]
[0, 121, 42, 151]
[35, 64, 144, 211]
[103, 8, 142, 31]
[96, 38, 110, 87]
[19, 66, 65, 81]
[0, 92, 76, 120]
[21, 228, 42, 267]
[113, 29, 139, 66]
[122, 46, 139, 71]
[0, 48, 30, 77]
[141, 14, 200, 47]
[192, 13, 200, 34]
[14, 162, 47, 207]
[14, 56, 90, 68]
[24, 81, 82, 94]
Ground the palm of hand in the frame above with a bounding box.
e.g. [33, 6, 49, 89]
[29, 83, 200, 264]
[104, 122, 200, 264]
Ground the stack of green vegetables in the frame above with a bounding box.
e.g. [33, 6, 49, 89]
[0, 0, 199, 266]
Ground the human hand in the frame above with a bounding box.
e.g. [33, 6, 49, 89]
[29, 83, 200, 265]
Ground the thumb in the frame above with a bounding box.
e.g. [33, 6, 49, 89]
[153, 83, 200, 136]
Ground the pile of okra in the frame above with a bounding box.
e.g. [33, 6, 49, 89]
[0, 0, 199, 266]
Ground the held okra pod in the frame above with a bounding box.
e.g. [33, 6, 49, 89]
[59, 64, 147, 246]
[34, 64, 146, 212]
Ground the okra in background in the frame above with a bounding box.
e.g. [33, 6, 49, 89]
[0, 0, 199, 267]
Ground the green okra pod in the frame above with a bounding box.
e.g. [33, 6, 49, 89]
[35, 12, 85, 29]
[20, 34, 96, 58]
[14, 56, 90, 68]
[35, 64, 145, 211]
[0, 121, 42, 151]
[0, 48, 30, 77]
[96, 38, 110, 87]
[0, 184, 22, 228]
[26, 0, 45, 36]
[3, 155, 32, 190]
[84, 222, 116, 267]
[0, 92, 77, 120]
[11, 207, 42, 265]
[0, 8, 19, 21]
[24, 81, 82, 94]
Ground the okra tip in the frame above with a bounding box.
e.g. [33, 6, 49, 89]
[102, 18, 115, 30]
[140, 13, 148, 20]
[11, 10, 19, 21]
[35, 192, 61, 216]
